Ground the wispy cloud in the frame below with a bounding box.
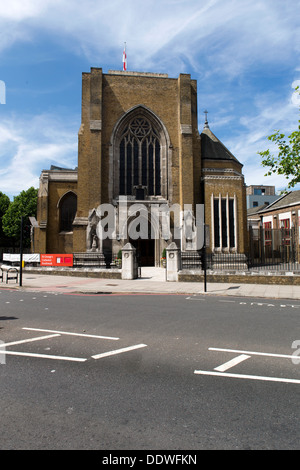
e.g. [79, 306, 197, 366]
[1, 1, 299, 73]
[0, 0, 299, 197]
[0, 112, 77, 199]
[225, 83, 300, 190]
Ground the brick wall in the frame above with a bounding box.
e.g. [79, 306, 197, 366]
[35, 68, 248, 258]
[73, 68, 202, 253]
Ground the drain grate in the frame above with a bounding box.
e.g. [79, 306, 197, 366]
[94, 291, 113, 295]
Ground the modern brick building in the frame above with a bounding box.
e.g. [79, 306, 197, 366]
[34, 68, 248, 266]
[246, 185, 279, 209]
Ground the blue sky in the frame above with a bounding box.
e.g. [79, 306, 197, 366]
[0, 0, 299, 199]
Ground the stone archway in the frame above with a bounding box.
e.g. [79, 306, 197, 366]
[109, 104, 172, 202]
[124, 209, 162, 267]
[129, 220, 155, 267]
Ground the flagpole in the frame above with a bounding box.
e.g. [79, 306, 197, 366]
[123, 42, 127, 71]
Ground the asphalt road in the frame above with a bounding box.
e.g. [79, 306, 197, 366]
[0, 290, 299, 450]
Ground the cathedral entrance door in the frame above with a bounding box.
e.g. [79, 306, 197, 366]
[130, 238, 155, 267]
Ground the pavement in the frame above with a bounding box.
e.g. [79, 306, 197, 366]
[1, 267, 300, 300]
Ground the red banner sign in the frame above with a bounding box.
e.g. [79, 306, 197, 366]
[40, 254, 73, 267]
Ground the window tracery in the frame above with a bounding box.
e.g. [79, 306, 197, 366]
[119, 117, 161, 198]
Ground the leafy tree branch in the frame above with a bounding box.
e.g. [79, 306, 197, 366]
[258, 86, 300, 189]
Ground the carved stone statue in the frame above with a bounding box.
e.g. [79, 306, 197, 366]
[91, 234, 98, 252]
[87, 209, 100, 252]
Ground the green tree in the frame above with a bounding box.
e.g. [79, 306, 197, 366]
[0, 191, 10, 244]
[2, 187, 38, 248]
[258, 87, 300, 189]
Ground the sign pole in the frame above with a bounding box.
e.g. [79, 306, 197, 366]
[203, 224, 207, 292]
[19, 216, 23, 287]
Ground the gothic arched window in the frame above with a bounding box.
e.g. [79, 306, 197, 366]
[119, 117, 161, 198]
[59, 192, 77, 232]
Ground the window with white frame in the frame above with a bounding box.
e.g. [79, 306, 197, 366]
[211, 194, 237, 250]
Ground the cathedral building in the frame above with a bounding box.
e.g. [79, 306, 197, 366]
[34, 68, 248, 267]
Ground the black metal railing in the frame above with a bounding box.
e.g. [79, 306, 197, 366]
[73, 252, 110, 268]
[248, 227, 299, 272]
[68, 226, 300, 273]
[206, 253, 249, 271]
[181, 251, 202, 269]
[179, 227, 300, 273]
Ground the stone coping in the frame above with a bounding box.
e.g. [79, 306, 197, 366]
[22, 266, 300, 285]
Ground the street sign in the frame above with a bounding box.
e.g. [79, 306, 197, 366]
[40, 254, 73, 267]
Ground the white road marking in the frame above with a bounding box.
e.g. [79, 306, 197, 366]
[3, 328, 146, 363]
[23, 327, 119, 341]
[194, 370, 300, 384]
[0, 350, 87, 362]
[0, 334, 60, 348]
[216, 300, 300, 309]
[209, 347, 297, 360]
[214, 354, 250, 372]
[92, 343, 147, 360]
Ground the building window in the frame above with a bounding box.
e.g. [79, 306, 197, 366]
[280, 218, 290, 246]
[280, 218, 290, 229]
[253, 201, 258, 207]
[59, 192, 77, 232]
[212, 195, 236, 250]
[119, 117, 161, 197]
[264, 221, 272, 246]
[213, 199, 220, 248]
[229, 199, 235, 247]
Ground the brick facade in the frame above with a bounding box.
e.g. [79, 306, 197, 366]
[257, 191, 300, 262]
[34, 68, 247, 265]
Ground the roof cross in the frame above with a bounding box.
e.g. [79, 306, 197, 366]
[204, 110, 209, 129]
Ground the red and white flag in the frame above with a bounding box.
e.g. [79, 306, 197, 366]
[123, 43, 127, 71]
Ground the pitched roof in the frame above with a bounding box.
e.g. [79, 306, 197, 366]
[258, 190, 300, 213]
[201, 127, 242, 165]
[247, 204, 268, 216]
[50, 165, 77, 172]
